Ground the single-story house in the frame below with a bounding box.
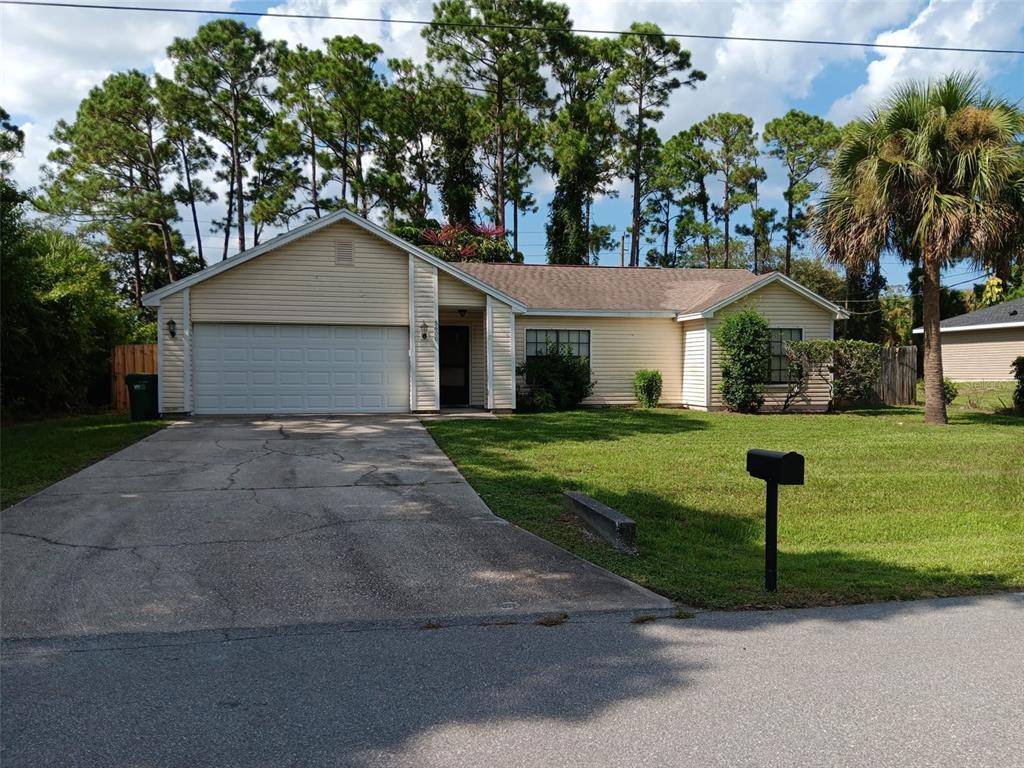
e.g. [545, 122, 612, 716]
[142, 209, 849, 415]
[912, 297, 1024, 381]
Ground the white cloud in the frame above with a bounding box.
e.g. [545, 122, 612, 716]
[828, 0, 1024, 123]
[3, 0, 1021, 266]
[1, 0, 233, 193]
[258, 0, 430, 63]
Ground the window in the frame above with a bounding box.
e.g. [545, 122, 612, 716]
[525, 329, 590, 361]
[768, 328, 802, 384]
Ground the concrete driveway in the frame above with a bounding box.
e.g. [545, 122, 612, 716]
[1, 416, 667, 642]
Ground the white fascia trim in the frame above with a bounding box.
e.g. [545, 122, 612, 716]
[485, 296, 494, 410]
[156, 304, 164, 413]
[432, 267, 440, 407]
[142, 209, 528, 313]
[182, 287, 192, 413]
[912, 321, 1024, 334]
[408, 255, 416, 411]
[523, 308, 677, 318]
[677, 272, 851, 321]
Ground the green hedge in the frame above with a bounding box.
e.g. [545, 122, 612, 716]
[633, 369, 663, 408]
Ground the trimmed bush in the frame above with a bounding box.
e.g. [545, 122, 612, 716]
[516, 342, 594, 411]
[785, 339, 881, 410]
[633, 369, 663, 408]
[716, 308, 770, 413]
[1013, 356, 1024, 415]
[942, 377, 959, 405]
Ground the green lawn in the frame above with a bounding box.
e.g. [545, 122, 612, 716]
[936, 380, 1018, 415]
[427, 403, 1023, 609]
[1, 412, 167, 507]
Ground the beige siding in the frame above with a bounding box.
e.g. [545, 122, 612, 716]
[490, 300, 516, 410]
[438, 272, 486, 308]
[708, 281, 835, 412]
[439, 308, 486, 407]
[681, 320, 708, 408]
[940, 327, 1024, 381]
[189, 220, 409, 325]
[516, 316, 684, 406]
[413, 259, 439, 410]
[159, 292, 185, 413]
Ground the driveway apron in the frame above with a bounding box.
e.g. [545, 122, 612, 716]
[1, 416, 667, 641]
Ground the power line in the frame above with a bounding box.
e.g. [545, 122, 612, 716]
[4, 0, 1023, 56]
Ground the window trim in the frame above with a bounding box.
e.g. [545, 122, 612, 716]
[523, 327, 593, 368]
[767, 327, 804, 386]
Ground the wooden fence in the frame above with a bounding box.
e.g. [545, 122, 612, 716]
[877, 345, 917, 405]
[111, 343, 158, 410]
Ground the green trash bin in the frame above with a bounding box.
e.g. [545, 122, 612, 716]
[125, 373, 159, 421]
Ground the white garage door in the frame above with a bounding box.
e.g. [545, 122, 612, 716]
[193, 323, 409, 414]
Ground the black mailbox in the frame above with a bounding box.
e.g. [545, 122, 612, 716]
[746, 448, 806, 592]
[746, 449, 805, 486]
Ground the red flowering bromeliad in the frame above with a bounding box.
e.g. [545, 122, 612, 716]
[418, 223, 516, 263]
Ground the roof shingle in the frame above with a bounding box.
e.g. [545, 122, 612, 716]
[453, 263, 770, 313]
[939, 297, 1024, 330]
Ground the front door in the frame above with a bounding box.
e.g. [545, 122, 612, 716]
[439, 325, 470, 407]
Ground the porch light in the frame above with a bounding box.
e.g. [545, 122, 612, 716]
[458, 309, 467, 318]
[419, 321, 429, 340]
[166, 319, 177, 338]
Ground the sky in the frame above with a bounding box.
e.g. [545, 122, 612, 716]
[2, 0, 1023, 291]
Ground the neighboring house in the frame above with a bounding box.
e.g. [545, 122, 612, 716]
[142, 210, 849, 416]
[912, 297, 1024, 381]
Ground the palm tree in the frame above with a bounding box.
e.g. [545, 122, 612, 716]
[816, 73, 1024, 424]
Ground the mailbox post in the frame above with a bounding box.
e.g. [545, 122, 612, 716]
[746, 449, 805, 591]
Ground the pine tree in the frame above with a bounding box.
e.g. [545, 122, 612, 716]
[167, 20, 279, 254]
[763, 109, 841, 275]
[40, 71, 184, 305]
[424, 0, 562, 230]
[699, 112, 759, 268]
[545, 34, 619, 265]
[611, 23, 704, 267]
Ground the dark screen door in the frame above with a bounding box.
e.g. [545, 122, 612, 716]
[439, 326, 470, 406]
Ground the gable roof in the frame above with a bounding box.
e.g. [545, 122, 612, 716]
[912, 296, 1024, 334]
[455, 263, 850, 319]
[141, 209, 527, 312]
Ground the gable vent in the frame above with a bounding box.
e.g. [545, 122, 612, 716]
[334, 239, 354, 266]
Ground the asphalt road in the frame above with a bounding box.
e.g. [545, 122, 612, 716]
[4, 594, 1021, 767]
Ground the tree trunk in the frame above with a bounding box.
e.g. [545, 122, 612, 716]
[630, 94, 644, 268]
[784, 187, 794, 276]
[160, 221, 178, 282]
[231, 106, 246, 253]
[494, 82, 505, 230]
[663, 200, 670, 264]
[699, 180, 711, 268]
[309, 124, 320, 218]
[180, 142, 204, 263]
[222, 161, 234, 261]
[921, 253, 948, 425]
[722, 173, 731, 269]
[131, 247, 143, 308]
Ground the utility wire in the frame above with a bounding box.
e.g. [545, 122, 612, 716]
[4, 0, 1023, 55]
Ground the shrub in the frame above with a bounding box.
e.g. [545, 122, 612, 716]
[1012, 356, 1024, 415]
[831, 340, 882, 404]
[633, 369, 662, 408]
[716, 308, 770, 413]
[516, 342, 593, 411]
[942, 377, 958, 405]
[784, 339, 881, 410]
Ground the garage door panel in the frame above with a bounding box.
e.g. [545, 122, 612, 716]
[193, 323, 409, 414]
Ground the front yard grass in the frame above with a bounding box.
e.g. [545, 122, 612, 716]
[427, 404, 1023, 609]
[1, 412, 167, 507]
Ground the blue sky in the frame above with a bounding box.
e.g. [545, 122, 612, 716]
[3, 0, 1023, 291]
